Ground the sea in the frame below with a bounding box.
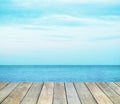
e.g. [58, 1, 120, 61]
[0, 65, 120, 82]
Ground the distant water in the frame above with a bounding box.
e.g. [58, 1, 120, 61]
[0, 65, 120, 82]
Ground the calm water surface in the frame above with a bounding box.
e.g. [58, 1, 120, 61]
[0, 65, 120, 82]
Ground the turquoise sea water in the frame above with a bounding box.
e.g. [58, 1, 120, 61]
[0, 65, 120, 82]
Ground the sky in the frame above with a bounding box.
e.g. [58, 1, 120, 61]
[0, 0, 120, 65]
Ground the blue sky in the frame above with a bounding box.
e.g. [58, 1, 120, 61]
[0, 0, 120, 65]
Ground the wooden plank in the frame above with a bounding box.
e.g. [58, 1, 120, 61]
[21, 83, 43, 104]
[65, 83, 81, 104]
[106, 82, 120, 96]
[115, 82, 120, 87]
[0, 82, 120, 104]
[1, 83, 32, 104]
[0, 83, 19, 103]
[86, 82, 113, 104]
[96, 82, 120, 104]
[37, 82, 54, 104]
[0, 83, 9, 90]
[53, 82, 67, 104]
[74, 83, 97, 104]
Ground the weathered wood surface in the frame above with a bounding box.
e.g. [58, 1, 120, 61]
[1, 83, 32, 104]
[96, 82, 120, 104]
[0, 83, 9, 90]
[37, 82, 54, 104]
[86, 83, 113, 104]
[74, 83, 97, 104]
[21, 83, 43, 104]
[0, 83, 19, 103]
[0, 82, 120, 104]
[53, 82, 67, 104]
[65, 83, 81, 104]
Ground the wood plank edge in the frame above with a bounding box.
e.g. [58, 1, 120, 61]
[0, 83, 20, 104]
[95, 82, 114, 104]
[35, 82, 44, 104]
[0, 83, 10, 91]
[84, 83, 98, 104]
[19, 82, 33, 104]
[64, 82, 68, 104]
[73, 83, 82, 104]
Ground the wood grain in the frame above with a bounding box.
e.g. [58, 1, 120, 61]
[0, 83, 19, 103]
[37, 82, 54, 104]
[21, 83, 43, 104]
[53, 82, 67, 104]
[65, 83, 81, 104]
[96, 82, 120, 104]
[86, 82, 113, 104]
[74, 83, 97, 104]
[0, 82, 120, 104]
[1, 83, 32, 104]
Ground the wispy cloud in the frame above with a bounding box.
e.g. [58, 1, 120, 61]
[91, 36, 120, 41]
[0, 0, 120, 64]
[30, 14, 120, 26]
[11, 0, 120, 7]
[1, 18, 120, 42]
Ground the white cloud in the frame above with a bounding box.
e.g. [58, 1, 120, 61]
[12, 0, 48, 8]
[54, 0, 117, 3]
[11, 0, 120, 8]
[0, 14, 120, 46]
[25, 14, 120, 27]
[0, 25, 120, 65]
[0, 19, 120, 42]
[12, 0, 120, 5]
